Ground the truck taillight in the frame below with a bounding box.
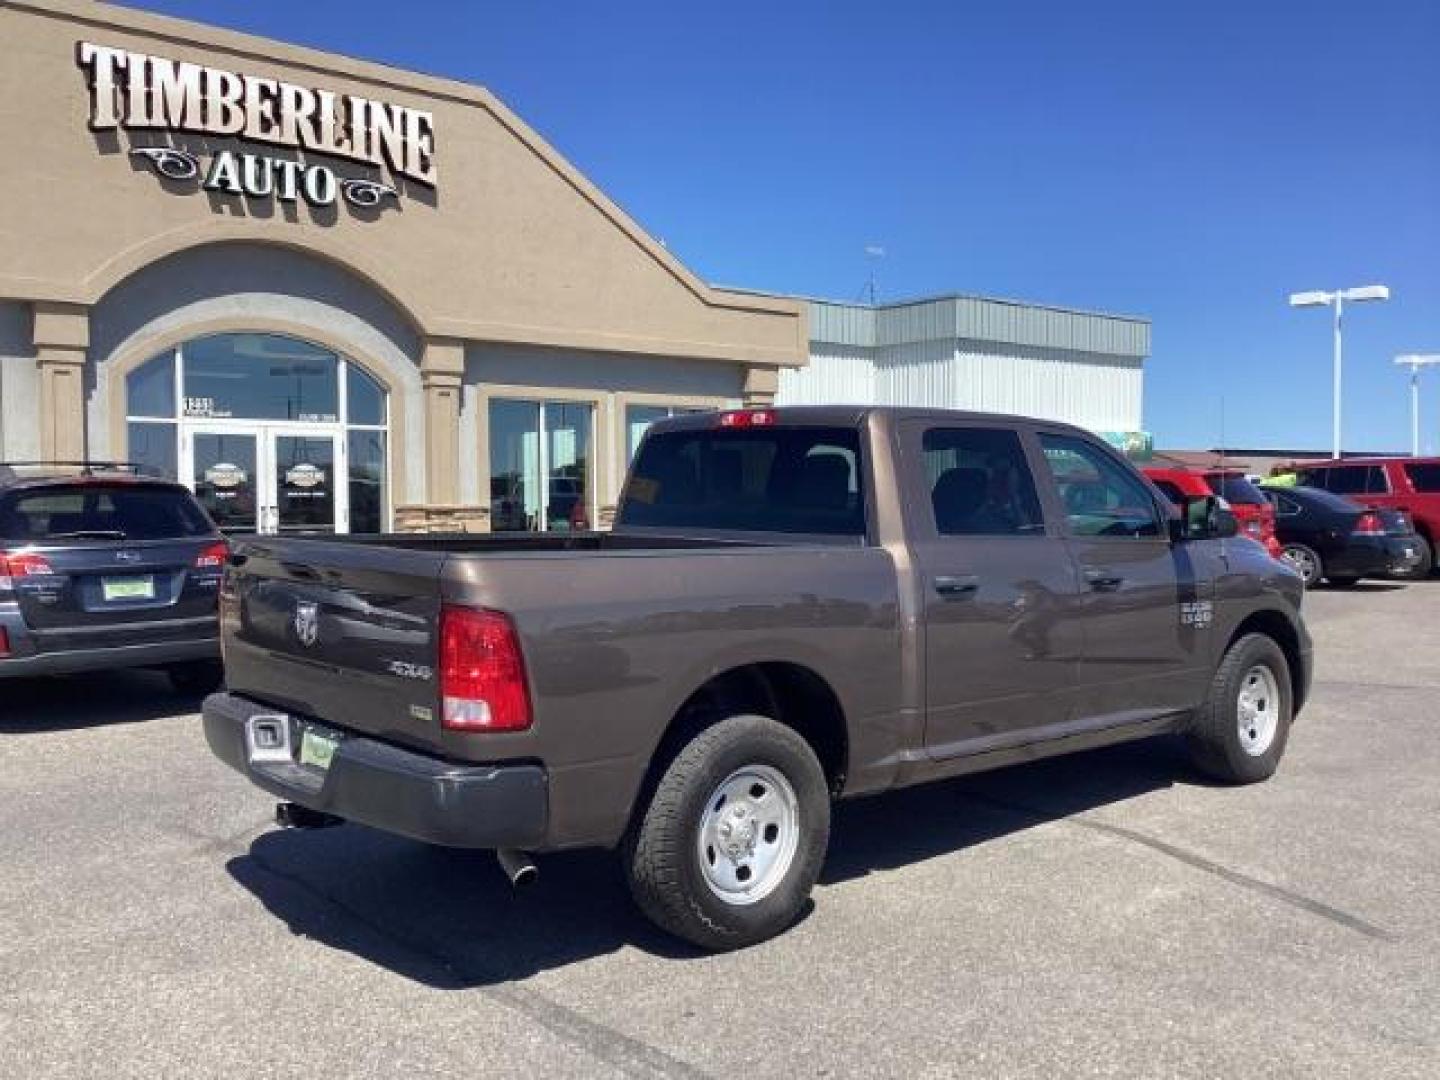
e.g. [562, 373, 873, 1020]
[439, 605, 532, 732]
[194, 541, 229, 569]
[1354, 512, 1385, 536]
[717, 409, 777, 429]
[0, 551, 53, 590]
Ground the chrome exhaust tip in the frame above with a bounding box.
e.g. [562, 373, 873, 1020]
[274, 802, 342, 830]
[496, 848, 538, 888]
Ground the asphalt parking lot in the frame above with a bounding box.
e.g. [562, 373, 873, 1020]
[2, 584, 1437, 1079]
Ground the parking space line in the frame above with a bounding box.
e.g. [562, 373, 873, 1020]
[957, 793, 1395, 942]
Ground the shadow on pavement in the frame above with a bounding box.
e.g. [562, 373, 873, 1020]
[0, 669, 203, 733]
[226, 736, 1196, 987]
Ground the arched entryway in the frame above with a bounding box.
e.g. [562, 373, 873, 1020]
[124, 332, 390, 534]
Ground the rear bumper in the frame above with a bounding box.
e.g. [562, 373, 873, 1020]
[1324, 539, 1395, 578]
[202, 691, 549, 850]
[0, 607, 217, 676]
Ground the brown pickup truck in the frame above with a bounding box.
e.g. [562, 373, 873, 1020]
[204, 407, 1312, 949]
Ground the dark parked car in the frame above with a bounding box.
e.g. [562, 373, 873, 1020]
[1260, 484, 1421, 587]
[1285, 456, 1440, 577]
[0, 462, 226, 692]
[205, 408, 1311, 949]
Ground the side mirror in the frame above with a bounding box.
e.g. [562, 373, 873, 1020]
[1171, 495, 1239, 541]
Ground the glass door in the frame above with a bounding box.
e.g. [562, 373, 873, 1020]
[488, 399, 593, 532]
[271, 430, 344, 535]
[186, 426, 261, 534]
[183, 424, 346, 535]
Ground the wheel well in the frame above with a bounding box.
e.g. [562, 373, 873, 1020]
[649, 663, 850, 797]
[1228, 611, 1306, 712]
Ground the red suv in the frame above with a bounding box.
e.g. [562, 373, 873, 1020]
[1286, 458, 1439, 576]
[1143, 467, 1283, 558]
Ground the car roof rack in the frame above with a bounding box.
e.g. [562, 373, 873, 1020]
[0, 460, 162, 485]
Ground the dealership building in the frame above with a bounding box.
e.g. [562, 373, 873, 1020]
[0, 0, 1150, 535]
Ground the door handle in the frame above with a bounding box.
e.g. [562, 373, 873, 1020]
[934, 574, 980, 599]
[1083, 568, 1124, 592]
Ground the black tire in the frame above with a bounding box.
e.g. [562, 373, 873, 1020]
[1404, 535, 1434, 579]
[167, 659, 224, 696]
[623, 714, 830, 951]
[1281, 543, 1323, 588]
[1187, 633, 1293, 784]
[1326, 575, 1360, 588]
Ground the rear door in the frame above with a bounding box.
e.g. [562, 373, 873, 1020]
[1034, 431, 1209, 722]
[0, 482, 222, 637]
[903, 420, 1084, 757]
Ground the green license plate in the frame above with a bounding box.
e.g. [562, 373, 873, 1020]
[299, 727, 340, 772]
[101, 576, 155, 601]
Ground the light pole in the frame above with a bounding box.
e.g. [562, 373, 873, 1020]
[1289, 285, 1390, 458]
[1395, 354, 1440, 457]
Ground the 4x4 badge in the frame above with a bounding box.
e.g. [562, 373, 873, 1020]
[293, 601, 320, 647]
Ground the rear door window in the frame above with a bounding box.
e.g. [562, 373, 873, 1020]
[920, 427, 1045, 537]
[620, 426, 866, 536]
[1313, 466, 1386, 495]
[1404, 464, 1440, 492]
[0, 484, 214, 542]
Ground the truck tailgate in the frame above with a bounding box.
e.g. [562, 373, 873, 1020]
[222, 538, 447, 754]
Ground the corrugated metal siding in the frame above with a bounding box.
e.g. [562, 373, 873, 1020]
[778, 344, 876, 404]
[780, 342, 1143, 431]
[787, 295, 1148, 431]
[810, 296, 1149, 357]
[809, 302, 876, 348]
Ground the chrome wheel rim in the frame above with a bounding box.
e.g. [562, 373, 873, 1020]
[1237, 664, 1281, 756]
[696, 764, 800, 906]
[1283, 546, 1317, 584]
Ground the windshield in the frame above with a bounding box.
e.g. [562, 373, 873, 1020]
[0, 484, 215, 542]
[619, 426, 866, 536]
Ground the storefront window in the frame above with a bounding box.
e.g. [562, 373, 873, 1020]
[182, 334, 339, 422]
[123, 334, 389, 534]
[347, 430, 387, 535]
[126, 351, 176, 419]
[489, 399, 593, 532]
[127, 421, 177, 480]
[348, 365, 387, 426]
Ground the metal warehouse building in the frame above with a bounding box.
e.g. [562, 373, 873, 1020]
[777, 296, 1152, 454]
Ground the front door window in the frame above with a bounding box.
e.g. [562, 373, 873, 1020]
[274, 434, 340, 534]
[191, 431, 259, 533]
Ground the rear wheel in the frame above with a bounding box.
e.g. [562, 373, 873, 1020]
[167, 659, 224, 696]
[1406, 535, 1434, 579]
[623, 714, 830, 950]
[1281, 543, 1322, 587]
[1187, 633, 1293, 784]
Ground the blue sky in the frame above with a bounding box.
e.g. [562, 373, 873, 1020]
[121, 0, 1438, 452]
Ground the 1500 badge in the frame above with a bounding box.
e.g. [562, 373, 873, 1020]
[385, 660, 433, 681]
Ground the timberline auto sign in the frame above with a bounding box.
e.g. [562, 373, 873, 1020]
[76, 41, 437, 211]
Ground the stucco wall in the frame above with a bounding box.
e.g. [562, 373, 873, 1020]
[0, 301, 39, 461]
[0, 0, 805, 368]
[88, 242, 427, 502]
